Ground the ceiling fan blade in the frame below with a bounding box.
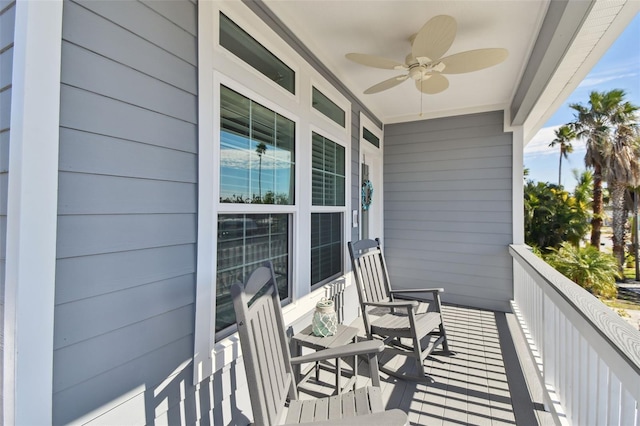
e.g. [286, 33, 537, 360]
[345, 53, 406, 70]
[412, 15, 457, 62]
[364, 75, 409, 94]
[415, 74, 449, 94]
[439, 48, 508, 74]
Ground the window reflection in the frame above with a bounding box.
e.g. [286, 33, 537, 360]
[220, 86, 295, 204]
[216, 213, 290, 332]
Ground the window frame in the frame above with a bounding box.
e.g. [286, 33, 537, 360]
[219, 11, 296, 95]
[214, 75, 299, 340]
[218, 84, 298, 208]
[215, 6, 300, 103]
[312, 86, 346, 128]
[194, 1, 352, 384]
[309, 126, 349, 290]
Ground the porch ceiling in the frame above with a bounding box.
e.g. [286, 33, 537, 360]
[261, 0, 639, 135]
[263, 0, 548, 124]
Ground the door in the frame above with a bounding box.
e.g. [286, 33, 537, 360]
[360, 139, 383, 241]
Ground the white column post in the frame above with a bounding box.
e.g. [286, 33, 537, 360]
[193, 0, 216, 385]
[511, 126, 525, 245]
[3, 1, 63, 424]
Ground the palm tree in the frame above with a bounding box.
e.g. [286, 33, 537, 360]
[255, 142, 267, 201]
[602, 130, 640, 272]
[570, 89, 637, 250]
[631, 187, 640, 280]
[548, 125, 575, 187]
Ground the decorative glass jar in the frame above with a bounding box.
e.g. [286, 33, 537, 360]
[312, 298, 338, 337]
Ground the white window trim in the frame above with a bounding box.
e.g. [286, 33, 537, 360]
[3, 1, 63, 424]
[194, 1, 353, 384]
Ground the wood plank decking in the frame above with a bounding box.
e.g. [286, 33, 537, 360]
[295, 305, 546, 425]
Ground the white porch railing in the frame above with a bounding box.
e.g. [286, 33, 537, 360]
[510, 244, 640, 426]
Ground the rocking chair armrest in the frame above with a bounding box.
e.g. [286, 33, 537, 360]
[390, 287, 444, 295]
[363, 300, 419, 309]
[290, 340, 384, 365]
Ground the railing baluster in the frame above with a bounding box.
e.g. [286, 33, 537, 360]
[586, 346, 597, 426]
[573, 326, 579, 424]
[559, 311, 567, 412]
[608, 373, 622, 425]
[595, 357, 609, 425]
[620, 385, 636, 426]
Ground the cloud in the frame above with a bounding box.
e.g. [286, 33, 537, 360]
[524, 125, 560, 156]
[220, 148, 292, 169]
[579, 71, 640, 89]
[576, 59, 640, 90]
[524, 125, 586, 158]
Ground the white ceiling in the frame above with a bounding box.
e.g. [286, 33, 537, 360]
[263, 0, 550, 124]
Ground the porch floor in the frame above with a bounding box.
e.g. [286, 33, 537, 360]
[296, 304, 544, 425]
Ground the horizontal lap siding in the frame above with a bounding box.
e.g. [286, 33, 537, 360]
[384, 111, 513, 311]
[0, 1, 14, 419]
[54, 1, 198, 424]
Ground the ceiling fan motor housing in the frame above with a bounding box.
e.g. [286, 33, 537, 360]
[408, 62, 446, 80]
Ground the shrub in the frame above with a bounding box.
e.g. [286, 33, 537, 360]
[524, 181, 590, 252]
[544, 242, 619, 299]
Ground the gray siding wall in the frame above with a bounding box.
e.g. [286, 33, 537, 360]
[54, 1, 199, 424]
[0, 0, 15, 419]
[384, 111, 513, 311]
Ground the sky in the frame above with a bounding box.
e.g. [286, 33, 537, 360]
[523, 13, 640, 192]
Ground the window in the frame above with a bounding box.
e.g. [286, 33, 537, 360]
[219, 13, 295, 94]
[220, 86, 295, 204]
[363, 126, 380, 148]
[216, 85, 295, 337]
[216, 213, 290, 332]
[311, 213, 343, 285]
[312, 87, 345, 127]
[311, 132, 346, 286]
[311, 132, 345, 206]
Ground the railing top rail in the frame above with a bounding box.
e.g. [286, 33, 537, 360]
[509, 244, 640, 376]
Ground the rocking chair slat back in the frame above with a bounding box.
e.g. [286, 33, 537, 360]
[231, 263, 295, 426]
[349, 238, 391, 306]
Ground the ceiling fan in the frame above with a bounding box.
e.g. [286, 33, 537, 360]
[346, 15, 508, 95]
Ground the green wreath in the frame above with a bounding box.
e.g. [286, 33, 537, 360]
[361, 179, 374, 211]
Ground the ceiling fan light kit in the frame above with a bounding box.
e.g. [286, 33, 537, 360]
[346, 15, 508, 97]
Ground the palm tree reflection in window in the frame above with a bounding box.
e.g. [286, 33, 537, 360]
[256, 142, 267, 201]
